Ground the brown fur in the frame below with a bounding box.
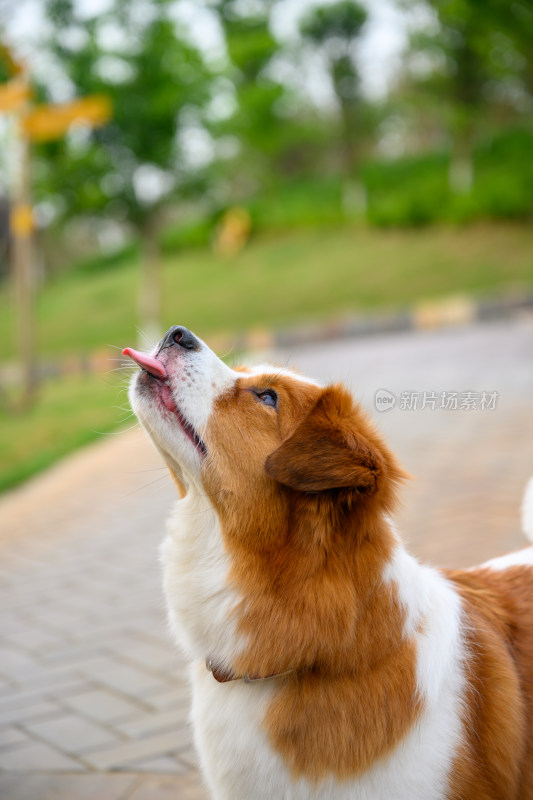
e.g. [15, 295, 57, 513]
[447, 566, 533, 799]
[202, 375, 423, 779]
[163, 366, 533, 792]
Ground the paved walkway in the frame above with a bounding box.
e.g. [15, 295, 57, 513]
[1, 317, 532, 799]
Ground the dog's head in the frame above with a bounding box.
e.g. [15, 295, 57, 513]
[125, 326, 405, 535]
[125, 325, 411, 681]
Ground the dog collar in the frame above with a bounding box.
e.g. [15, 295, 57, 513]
[206, 657, 293, 684]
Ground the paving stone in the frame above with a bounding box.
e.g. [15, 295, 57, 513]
[0, 740, 85, 771]
[0, 701, 64, 727]
[146, 685, 191, 711]
[83, 728, 192, 770]
[39, 642, 109, 667]
[0, 680, 88, 716]
[127, 773, 208, 800]
[0, 648, 40, 681]
[81, 660, 172, 699]
[128, 755, 187, 773]
[6, 675, 89, 699]
[116, 708, 189, 739]
[63, 688, 144, 723]
[106, 638, 179, 672]
[0, 613, 23, 636]
[177, 745, 201, 771]
[0, 772, 138, 800]
[0, 727, 30, 749]
[0, 685, 14, 700]
[4, 656, 80, 686]
[23, 713, 119, 754]
[4, 628, 62, 654]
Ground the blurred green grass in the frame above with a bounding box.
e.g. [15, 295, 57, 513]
[1, 220, 532, 493]
[1, 221, 533, 361]
[0, 373, 127, 494]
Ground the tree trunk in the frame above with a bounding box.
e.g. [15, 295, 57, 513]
[449, 116, 474, 194]
[448, 142, 473, 194]
[340, 103, 367, 216]
[11, 117, 37, 408]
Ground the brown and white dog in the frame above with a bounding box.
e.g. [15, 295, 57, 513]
[124, 325, 533, 800]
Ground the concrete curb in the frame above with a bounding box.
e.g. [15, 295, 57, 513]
[208, 289, 533, 356]
[2, 290, 533, 384]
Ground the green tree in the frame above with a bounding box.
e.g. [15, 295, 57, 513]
[210, 1, 287, 194]
[299, 0, 368, 185]
[211, 0, 328, 199]
[478, 0, 533, 101]
[36, 0, 212, 339]
[405, 0, 529, 192]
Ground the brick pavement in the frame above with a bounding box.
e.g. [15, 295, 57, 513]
[0, 317, 532, 799]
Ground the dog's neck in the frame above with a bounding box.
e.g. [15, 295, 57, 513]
[167, 487, 457, 678]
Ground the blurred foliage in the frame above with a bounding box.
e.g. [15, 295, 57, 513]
[0, 0, 531, 272]
[364, 127, 533, 226]
[70, 241, 139, 276]
[37, 0, 212, 234]
[300, 1, 368, 174]
[402, 0, 533, 192]
[2, 219, 532, 363]
[160, 216, 213, 253]
[209, 0, 331, 195]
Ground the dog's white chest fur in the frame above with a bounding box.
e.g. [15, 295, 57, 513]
[160, 492, 243, 669]
[189, 664, 458, 800]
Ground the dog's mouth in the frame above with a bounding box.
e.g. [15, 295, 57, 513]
[123, 347, 207, 457]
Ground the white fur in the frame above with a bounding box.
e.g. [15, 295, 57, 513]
[481, 546, 533, 572]
[245, 363, 323, 388]
[161, 492, 245, 669]
[522, 477, 533, 544]
[129, 336, 238, 490]
[477, 478, 533, 572]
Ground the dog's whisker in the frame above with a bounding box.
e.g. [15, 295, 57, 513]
[94, 422, 139, 436]
[125, 473, 171, 496]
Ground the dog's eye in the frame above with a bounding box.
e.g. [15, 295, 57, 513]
[255, 390, 278, 409]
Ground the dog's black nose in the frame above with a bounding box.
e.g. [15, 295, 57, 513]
[162, 326, 201, 352]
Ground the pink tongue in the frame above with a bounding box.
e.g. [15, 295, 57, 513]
[122, 347, 167, 379]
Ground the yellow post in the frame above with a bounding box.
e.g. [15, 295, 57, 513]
[0, 40, 112, 406]
[10, 77, 37, 407]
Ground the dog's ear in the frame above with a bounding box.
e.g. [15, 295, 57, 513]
[265, 385, 398, 495]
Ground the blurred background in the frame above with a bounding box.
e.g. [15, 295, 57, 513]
[0, 0, 532, 490]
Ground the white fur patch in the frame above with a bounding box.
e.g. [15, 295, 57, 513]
[161, 491, 245, 669]
[243, 363, 323, 388]
[522, 477, 533, 544]
[378, 541, 466, 799]
[481, 545, 533, 572]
